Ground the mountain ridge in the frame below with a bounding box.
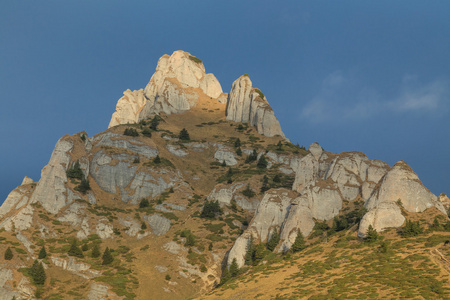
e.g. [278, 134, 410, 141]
[0, 50, 449, 299]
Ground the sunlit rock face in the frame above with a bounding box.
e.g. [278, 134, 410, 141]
[109, 50, 223, 127]
[226, 75, 285, 138]
[358, 160, 447, 237]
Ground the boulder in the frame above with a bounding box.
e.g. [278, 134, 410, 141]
[226, 75, 285, 138]
[143, 214, 171, 236]
[358, 202, 405, 237]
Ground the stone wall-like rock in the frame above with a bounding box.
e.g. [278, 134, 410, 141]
[226, 75, 285, 138]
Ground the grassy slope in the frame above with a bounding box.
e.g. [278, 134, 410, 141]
[200, 215, 450, 300]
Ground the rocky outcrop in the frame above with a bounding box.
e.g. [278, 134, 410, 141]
[143, 214, 171, 236]
[213, 144, 238, 166]
[226, 75, 285, 138]
[29, 137, 74, 214]
[109, 89, 147, 128]
[227, 190, 294, 267]
[358, 161, 447, 237]
[108, 51, 223, 127]
[358, 202, 405, 237]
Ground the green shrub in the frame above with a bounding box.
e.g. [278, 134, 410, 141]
[401, 220, 423, 237]
[66, 161, 83, 180]
[241, 184, 256, 198]
[254, 88, 265, 99]
[201, 200, 223, 219]
[189, 55, 202, 64]
[124, 128, 139, 136]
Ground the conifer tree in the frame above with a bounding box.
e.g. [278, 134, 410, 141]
[244, 236, 255, 265]
[266, 229, 280, 252]
[229, 258, 239, 277]
[291, 230, 306, 253]
[68, 239, 84, 258]
[365, 225, 378, 243]
[253, 243, 266, 264]
[38, 246, 47, 259]
[260, 175, 269, 193]
[102, 247, 114, 265]
[150, 116, 159, 130]
[4, 247, 13, 260]
[179, 128, 190, 141]
[220, 265, 231, 284]
[234, 138, 241, 148]
[257, 154, 268, 169]
[30, 260, 46, 285]
[91, 243, 100, 258]
[236, 147, 242, 156]
[153, 155, 161, 164]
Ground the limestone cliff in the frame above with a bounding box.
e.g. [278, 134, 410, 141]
[109, 50, 223, 127]
[226, 75, 285, 138]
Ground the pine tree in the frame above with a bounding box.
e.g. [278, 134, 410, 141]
[234, 138, 241, 148]
[30, 260, 46, 285]
[365, 225, 378, 243]
[253, 243, 266, 264]
[75, 177, 91, 194]
[220, 265, 231, 285]
[236, 147, 242, 156]
[153, 155, 161, 164]
[150, 116, 159, 130]
[139, 198, 150, 208]
[266, 229, 280, 252]
[291, 230, 306, 253]
[244, 236, 255, 265]
[66, 160, 83, 179]
[38, 246, 47, 259]
[229, 258, 239, 277]
[4, 247, 13, 260]
[179, 128, 190, 141]
[245, 149, 258, 163]
[91, 243, 100, 258]
[257, 154, 268, 169]
[102, 247, 114, 265]
[68, 240, 84, 258]
[260, 175, 270, 193]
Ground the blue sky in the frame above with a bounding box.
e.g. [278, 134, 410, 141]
[1, 1, 449, 203]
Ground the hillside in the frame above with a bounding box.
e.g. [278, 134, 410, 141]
[0, 50, 449, 300]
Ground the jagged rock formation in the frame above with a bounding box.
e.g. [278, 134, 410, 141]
[109, 51, 286, 139]
[108, 89, 147, 128]
[1, 50, 448, 299]
[358, 161, 447, 237]
[227, 143, 448, 268]
[109, 50, 223, 127]
[226, 75, 285, 138]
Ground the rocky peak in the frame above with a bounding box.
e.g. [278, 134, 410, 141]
[226, 75, 285, 138]
[109, 50, 223, 128]
[358, 160, 446, 237]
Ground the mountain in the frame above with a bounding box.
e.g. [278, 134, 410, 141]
[0, 51, 449, 300]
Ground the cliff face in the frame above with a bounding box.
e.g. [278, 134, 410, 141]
[109, 51, 286, 138]
[1, 51, 448, 299]
[109, 50, 224, 128]
[225, 75, 285, 138]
